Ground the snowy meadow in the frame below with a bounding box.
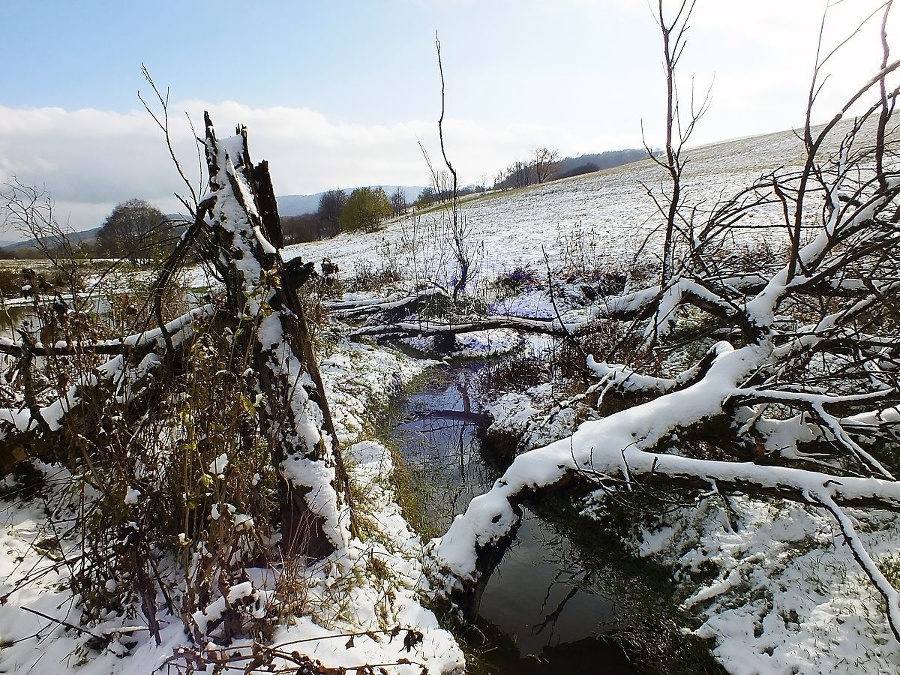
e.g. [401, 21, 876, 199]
[1, 3, 900, 674]
[0, 116, 897, 675]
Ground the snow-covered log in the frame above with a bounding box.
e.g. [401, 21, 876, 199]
[326, 287, 449, 320]
[426, 45, 900, 643]
[349, 315, 572, 341]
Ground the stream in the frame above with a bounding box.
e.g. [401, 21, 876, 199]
[0, 297, 693, 671]
[0, 305, 37, 338]
[393, 365, 640, 673]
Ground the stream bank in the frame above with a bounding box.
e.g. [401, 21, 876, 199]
[388, 359, 723, 674]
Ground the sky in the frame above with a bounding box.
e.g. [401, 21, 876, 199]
[0, 0, 897, 232]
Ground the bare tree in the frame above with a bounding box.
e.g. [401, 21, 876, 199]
[138, 65, 203, 217]
[533, 146, 560, 183]
[317, 188, 348, 238]
[512, 160, 532, 189]
[427, 2, 900, 647]
[435, 169, 454, 202]
[433, 33, 481, 301]
[95, 198, 172, 261]
[640, 0, 710, 300]
[1, 180, 83, 300]
[390, 186, 408, 217]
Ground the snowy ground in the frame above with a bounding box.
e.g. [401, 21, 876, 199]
[0, 340, 464, 674]
[628, 497, 900, 674]
[1, 122, 892, 673]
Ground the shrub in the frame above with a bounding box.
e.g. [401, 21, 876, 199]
[339, 187, 393, 233]
[492, 265, 541, 296]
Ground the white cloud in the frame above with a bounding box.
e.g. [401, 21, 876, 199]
[0, 101, 615, 232]
[3, 0, 892, 238]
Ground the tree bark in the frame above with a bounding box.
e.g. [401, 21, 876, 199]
[200, 114, 349, 556]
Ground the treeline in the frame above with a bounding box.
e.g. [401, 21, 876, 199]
[0, 198, 185, 262]
[282, 186, 405, 244]
[1, 187, 410, 259]
[282, 183, 494, 244]
[493, 147, 561, 190]
[493, 147, 649, 190]
[556, 148, 650, 177]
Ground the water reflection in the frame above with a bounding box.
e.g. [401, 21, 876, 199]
[395, 369, 497, 527]
[393, 367, 636, 672]
[0, 305, 38, 339]
[479, 512, 620, 656]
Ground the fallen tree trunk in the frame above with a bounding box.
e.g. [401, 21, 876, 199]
[326, 287, 449, 321]
[0, 306, 210, 475]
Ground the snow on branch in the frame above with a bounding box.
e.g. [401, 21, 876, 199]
[0, 306, 211, 358]
[197, 114, 351, 555]
[0, 305, 213, 473]
[429, 339, 900, 622]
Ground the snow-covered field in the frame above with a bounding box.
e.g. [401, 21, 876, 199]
[1, 121, 896, 674]
[287, 126, 817, 285]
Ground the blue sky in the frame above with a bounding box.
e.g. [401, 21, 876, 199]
[1, 0, 895, 231]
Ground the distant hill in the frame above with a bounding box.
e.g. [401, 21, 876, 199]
[278, 186, 427, 217]
[0, 225, 103, 256]
[555, 149, 650, 179]
[0, 215, 185, 256]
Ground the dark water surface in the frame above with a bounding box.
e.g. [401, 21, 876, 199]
[394, 366, 639, 673]
[0, 305, 37, 338]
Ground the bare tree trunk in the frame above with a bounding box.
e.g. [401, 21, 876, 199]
[200, 114, 352, 556]
[0, 116, 350, 559]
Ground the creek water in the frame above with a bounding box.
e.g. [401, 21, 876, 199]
[394, 366, 639, 673]
[0, 305, 37, 339]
